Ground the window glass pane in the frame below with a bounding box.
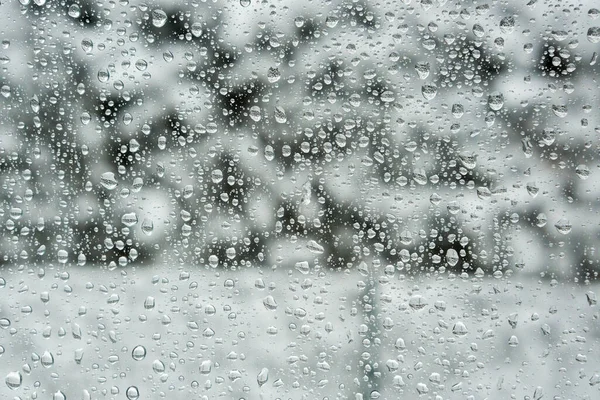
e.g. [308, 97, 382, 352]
[1, 0, 599, 399]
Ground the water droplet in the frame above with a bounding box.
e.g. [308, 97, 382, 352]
[295, 261, 310, 275]
[191, 22, 203, 37]
[586, 291, 597, 306]
[499, 15, 515, 34]
[5, 371, 22, 390]
[421, 83, 437, 100]
[163, 50, 174, 62]
[415, 62, 430, 79]
[576, 164, 590, 180]
[81, 38, 93, 53]
[226, 247, 236, 259]
[488, 92, 504, 110]
[152, 9, 167, 28]
[211, 169, 223, 183]
[472, 23, 485, 38]
[41, 350, 54, 367]
[240, 0, 251, 6]
[588, 27, 600, 43]
[200, 360, 213, 374]
[126, 386, 140, 400]
[100, 172, 118, 190]
[141, 218, 154, 235]
[381, 90, 395, 102]
[526, 182, 539, 198]
[57, 249, 68, 264]
[274, 106, 287, 123]
[458, 152, 477, 169]
[132, 345, 147, 361]
[267, 67, 280, 83]
[263, 295, 278, 310]
[98, 69, 110, 83]
[409, 295, 427, 310]
[307, 240, 324, 254]
[249, 105, 261, 121]
[53, 391, 67, 400]
[452, 321, 468, 336]
[257, 367, 269, 386]
[554, 219, 572, 235]
[68, 4, 81, 18]
[446, 249, 459, 266]
[144, 296, 155, 309]
[552, 104, 568, 118]
[121, 212, 138, 227]
[263, 145, 275, 162]
[152, 359, 165, 373]
[30, 95, 40, 113]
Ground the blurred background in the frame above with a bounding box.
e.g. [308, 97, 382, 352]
[0, 0, 599, 399]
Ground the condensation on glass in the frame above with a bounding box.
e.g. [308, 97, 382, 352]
[0, 0, 599, 399]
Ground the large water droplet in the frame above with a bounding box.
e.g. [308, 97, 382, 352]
[5, 371, 22, 390]
[588, 27, 600, 43]
[446, 248, 459, 266]
[263, 295, 278, 310]
[499, 16, 515, 34]
[257, 367, 269, 386]
[488, 92, 504, 110]
[307, 240, 324, 254]
[100, 172, 118, 190]
[121, 212, 138, 227]
[141, 218, 154, 235]
[152, 9, 167, 28]
[554, 219, 572, 235]
[421, 83, 438, 100]
[452, 321, 468, 336]
[41, 350, 55, 367]
[132, 345, 147, 361]
[126, 386, 140, 400]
